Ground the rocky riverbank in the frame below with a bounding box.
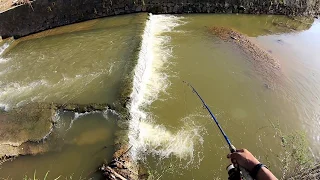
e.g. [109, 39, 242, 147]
[0, 0, 319, 38]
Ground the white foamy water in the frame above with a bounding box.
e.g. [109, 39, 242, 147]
[64, 111, 100, 131]
[128, 14, 204, 163]
[134, 114, 205, 161]
[0, 71, 105, 109]
[0, 80, 48, 110]
[0, 39, 13, 63]
[0, 42, 9, 55]
[103, 108, 119, 119]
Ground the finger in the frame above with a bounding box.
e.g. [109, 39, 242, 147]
[229, 153, 239, 160]
[227, 153, 232, 158]
[232, 158, 237, 164]
[236, 149, 245, 153]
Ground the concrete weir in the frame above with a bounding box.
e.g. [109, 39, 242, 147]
[0, 0, 319, 39]
[0, 103, 110, 161]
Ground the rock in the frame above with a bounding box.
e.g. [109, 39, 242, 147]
[55, 103, 108, 112]
[238, 5, 246, 12]
[230, 36, 238, 40]
[0, 155, 15, 166]
[168, 5, 173, 13]
[0, 103, 55, 158]
[142, 5, 146, 12]
[0, 102, 109, 159]
[135, 5, 142, 12]
[173, 5, 179, 13]
[264, 83, 271, 89]
[163, 6, 168, 13]
[276, 39, 284, 45]
[124, 6, 129, 12]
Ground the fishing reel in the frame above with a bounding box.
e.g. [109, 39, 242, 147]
[226, 164, 242, 180]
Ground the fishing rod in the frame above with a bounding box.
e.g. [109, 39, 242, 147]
[183, 81, 253, 180]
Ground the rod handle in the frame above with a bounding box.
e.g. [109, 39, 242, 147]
[230, 145, 253, 180]
[240, 166, 254, 180]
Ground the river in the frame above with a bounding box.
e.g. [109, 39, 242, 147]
[0, 14, 319, 179]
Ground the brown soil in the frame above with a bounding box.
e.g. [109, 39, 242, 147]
[210, 27, 282, 89]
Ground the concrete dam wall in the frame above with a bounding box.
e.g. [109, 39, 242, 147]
[0, 0, 319, 39]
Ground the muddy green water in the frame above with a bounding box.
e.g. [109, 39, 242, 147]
[129, 14, 319, 180]
[0, 14, 145, 106]
[0, 14, 319, 180]
[0, 14, 146, 179]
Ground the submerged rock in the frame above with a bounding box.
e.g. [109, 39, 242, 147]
[0, 102, 111, 159]
[210, 27, 281, 90]
[0, 103, 55, 158]
[0, 103, 55, 152]
[54, 103, 109, 113]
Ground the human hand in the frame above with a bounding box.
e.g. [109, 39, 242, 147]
[227, 149, 260, 171]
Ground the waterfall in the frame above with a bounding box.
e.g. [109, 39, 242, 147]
[127, 14, 204, 163]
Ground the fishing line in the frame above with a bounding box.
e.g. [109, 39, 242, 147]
[183, 81, 189, 115]
[183, 81, 253, 180]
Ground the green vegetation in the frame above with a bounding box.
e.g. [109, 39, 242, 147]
[0, 170, 91, 180]
[20, 170, 87, 180]
[280, 131, 313, 179]
[23, 171, 53, 180]
[265, 120, 315, 179]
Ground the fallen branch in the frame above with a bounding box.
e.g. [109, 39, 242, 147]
[105, 166, 127, 180]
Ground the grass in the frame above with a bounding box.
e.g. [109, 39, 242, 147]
[0, 170, 92, 180]
[21, 171, 60, 180]
[263, 120, 315, 179]
[19, 170, 88, 180]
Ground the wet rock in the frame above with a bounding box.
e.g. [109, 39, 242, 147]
[135, 5, 142, 12]
[264, 83, 271, 89]
[0, 102, 110, 159]
[142, 5, 146, 12]
[271, 18, 314, 32]
[173, 5, 179, 13]
[277, 39, 284, 44]
[54, 103, 109, 113]
[0, 103, 55, 145]
[0, 103, 55, 158]
[0, 155, 15, 166]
